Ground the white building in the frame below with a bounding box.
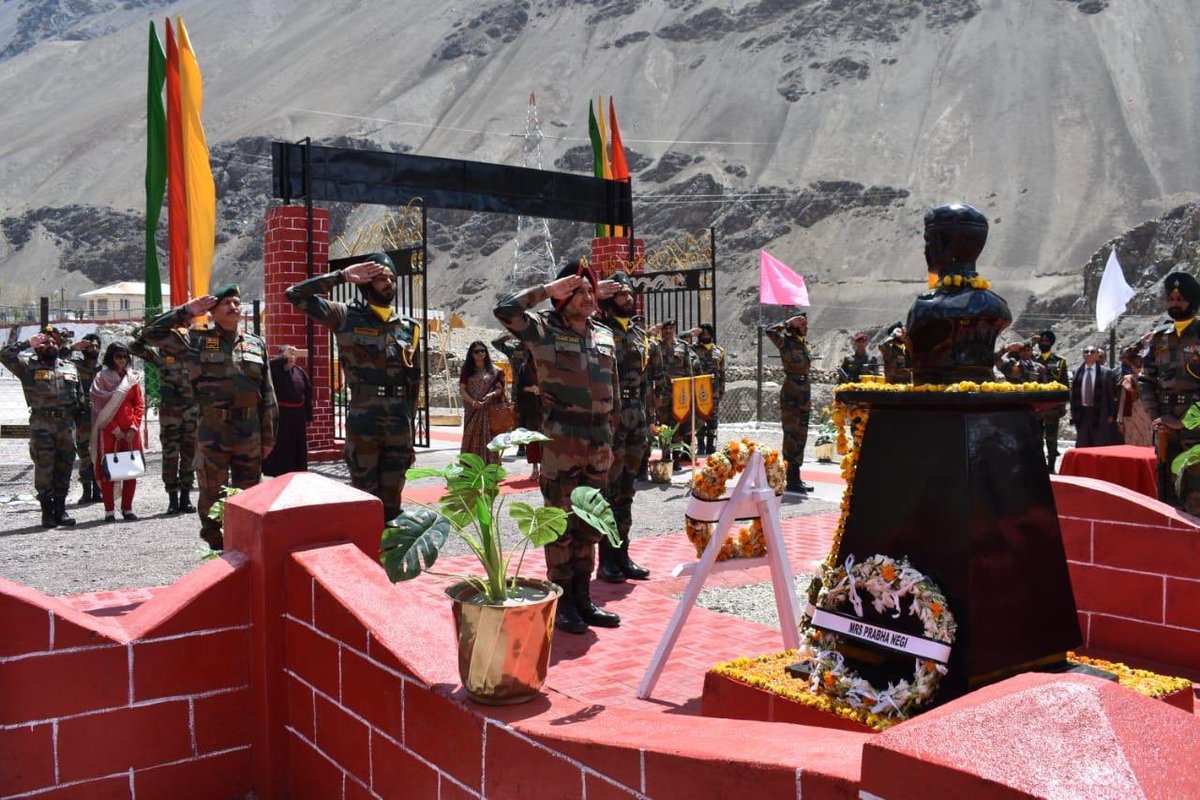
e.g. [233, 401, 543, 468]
[79, 282, 172, 320]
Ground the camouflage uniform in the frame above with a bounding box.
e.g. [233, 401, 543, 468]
[879, 339, 911, 383]
[1, 338, 81, 526]
[70, 350, 100, 494]
[1036, 350, 1070, 469]
[130, 335, 198, 507]
[143, 306, 277, 547]
[494, 284, 619, 586]
[690, 340, 726, 454]
[491, 334, 526, 407]
[287, 271, 421, 523]
[837, 352, 878, 383]
[655, 335, 699, 463]
[596, 309, 660, 581]
[1139, 318, 1200, 512]
[766, 321, 812, 489]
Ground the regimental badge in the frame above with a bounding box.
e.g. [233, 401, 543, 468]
[203, 336, 221, 351]
[34, 369, 51, 380]
[163, 355, 176, 364]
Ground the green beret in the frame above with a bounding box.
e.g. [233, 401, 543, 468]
[212, 284, 241, 300]
[609, 271, 633, 289]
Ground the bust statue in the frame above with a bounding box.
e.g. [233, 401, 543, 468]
[905, 203, 1012, 384]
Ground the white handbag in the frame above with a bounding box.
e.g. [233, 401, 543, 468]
[102, 449, 146, 481]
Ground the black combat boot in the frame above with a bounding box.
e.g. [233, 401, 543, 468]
[177, 486, 196, 514]
[166, 490, 179, 515]
[89, 480, 102, 504]
[76, 481, 92, 505]
[785, 464, 802, 494]
[571, 574, 620, 628]
[552, 580, 588, 634]
[200, 527, 224, 552]
[39, 492, 58, 529]
[54, 496, 76, 526]
[635, 448, 651, 482]
[615, 536, 651, 580]
[597, 539, 626, 583]
[706, 434, 717, 456]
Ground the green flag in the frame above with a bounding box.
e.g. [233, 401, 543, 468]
[145, 21, 167, 318]
[587, 99, 604, 238]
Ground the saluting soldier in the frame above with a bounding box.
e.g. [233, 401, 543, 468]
[766, 313, 815, 494]
[879, 322, 911, 383]
[69, 333, 103, 504]
[130, 327, 199, 514]
[1, 325, 82, 528]
[286, 253, 421, 524]
[494, 260, 621, 634]
[1034, 329, 1070, 471]
[143, 284, 277, 549]
[1140, 271, 1200, 513]
[655, 320, 699, 469]
[837, 331, 878, 383]
[686, 323, 726, 455]
[594, 272, 656, 583]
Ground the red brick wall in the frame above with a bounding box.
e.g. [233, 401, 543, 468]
[590, 235, 644, 278]
[0, 557, 252, 799]
[1052, 475, 1200, 673]
[263, 205, 336, 457]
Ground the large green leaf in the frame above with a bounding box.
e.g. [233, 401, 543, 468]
[404, 466, 448, 480]
[488, 427, 551, 452]
[379, 507, 453, 583]
[1183, 404, 1200, 431]
[570, 486, 619, 546]
[509, 501, 568, 547]
[1171, 444, 1200, 496]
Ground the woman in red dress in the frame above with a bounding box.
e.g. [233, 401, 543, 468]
[90, 342, 144, 522]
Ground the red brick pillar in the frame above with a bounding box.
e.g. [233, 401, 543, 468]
[590, 235, 645, 278]
[263, 206, 339, 460]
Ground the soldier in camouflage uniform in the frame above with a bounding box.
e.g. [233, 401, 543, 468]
[686, 323, 726, 455]
[1, 325, 82, 528]
[287, 254, 421, 525]
[655, 320, 699, 469]
[130, 329, 198, 514]
[595, 272, 657, 583]
[69, 333, 102, 503]
[766, 313, 815, 494]
[144, 285, 277, 549]
[836, 331, 879, 383]
[879, 322, 911, 383]
[1034, 329, 1070, 471]
[1140, 271, 1200, 513]
[492, 332, 529, 457]
[494, 260, 621, 634]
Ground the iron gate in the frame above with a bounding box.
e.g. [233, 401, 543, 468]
[326, 242, 430, 448]
[630, 229, 717, 338]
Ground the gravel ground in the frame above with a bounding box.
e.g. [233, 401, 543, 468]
[0, 422, 839, 602]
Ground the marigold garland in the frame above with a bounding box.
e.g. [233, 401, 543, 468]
[685, 437, 786, 560]
[939, 273, 991, 290]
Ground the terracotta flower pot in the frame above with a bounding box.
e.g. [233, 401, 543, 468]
[649, 459, 673, 484]
[815, 441, 835, 463]
[445, 578, 561, 705]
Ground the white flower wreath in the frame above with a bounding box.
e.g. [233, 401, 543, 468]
[794, 554, 957, 720]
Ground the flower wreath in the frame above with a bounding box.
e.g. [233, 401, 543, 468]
[793, 554, 957, 720]
[684, 438, 786, 560]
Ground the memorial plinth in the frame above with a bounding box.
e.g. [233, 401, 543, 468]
[829, 386, 1080, 699]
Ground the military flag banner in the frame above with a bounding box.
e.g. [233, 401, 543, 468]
[145, 22, 166, 317]
[759, 249, 810, 306]
[672, 376, 693, 423]
[694, 374, 715, 420]
[176, 16, 215, 301]
[1095, 248, 1135, 332]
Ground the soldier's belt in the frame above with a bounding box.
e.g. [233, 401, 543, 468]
[30, 409, 70, 419]
[352, 383, 407, 399]
[201, 406, 257, 421]
[547, 409, 610, 427]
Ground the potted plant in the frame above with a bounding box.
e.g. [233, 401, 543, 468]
[814, 420, 838, 463]
[648, 421, 689, 483]
[379, 428, 618, 704]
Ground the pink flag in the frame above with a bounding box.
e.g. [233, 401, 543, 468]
[759, 249, 810, 306]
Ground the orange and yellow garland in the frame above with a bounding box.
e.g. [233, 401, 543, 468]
[685, 438, 786, 560]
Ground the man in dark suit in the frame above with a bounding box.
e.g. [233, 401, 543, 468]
[1070, 344, 1119, 447]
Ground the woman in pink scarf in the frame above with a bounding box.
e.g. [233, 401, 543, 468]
[90, 342, 144, 522]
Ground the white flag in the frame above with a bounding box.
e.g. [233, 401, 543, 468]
[1095, 249, 1135, 332]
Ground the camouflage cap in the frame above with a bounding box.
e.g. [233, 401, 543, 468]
[361, 251, 396, 272]
[1164, 271, 1200, 306]
[212, 284, 241, 300]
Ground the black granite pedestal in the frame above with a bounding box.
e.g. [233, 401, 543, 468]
[820, 389, 1080, 700]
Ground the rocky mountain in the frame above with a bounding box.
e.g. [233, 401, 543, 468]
[0, 0, 1196, 367]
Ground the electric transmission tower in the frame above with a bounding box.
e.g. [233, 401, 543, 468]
[511, 91, 557, 288]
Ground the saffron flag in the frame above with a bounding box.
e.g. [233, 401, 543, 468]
[145, 22, 166, 318]
[587, 100, 604, 238]
[759, 249, 810, 306]
[671, 376, 693, 424]
[608, 97, 629, 237]
[693, 374, 714, 420]
[1095, 248, 1136, 332]
[596, 94, 612, 238]
[164, 20, 188, 307]
[176, 16, 215, 300]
